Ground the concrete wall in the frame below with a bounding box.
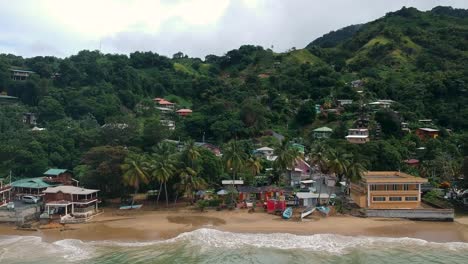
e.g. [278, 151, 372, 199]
[366, 208, 454, 221]
[0, 206, 41, 224]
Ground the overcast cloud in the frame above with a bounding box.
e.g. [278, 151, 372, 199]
[1, 0, 467, 58]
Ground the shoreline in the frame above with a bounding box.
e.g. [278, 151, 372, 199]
[1, 208, 468, 243]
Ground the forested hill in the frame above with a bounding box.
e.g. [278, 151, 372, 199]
[0, 6, 467, 180]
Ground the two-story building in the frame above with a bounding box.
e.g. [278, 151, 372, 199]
[254, 147, 276, 161]
[345, 129, 370, 144]
[43, 186, 99, 219]
[350, 171, 427, 209]
[10, 68, 35, 81]
[313, 127, 333, 139]
[0, 178, 12, 207]
[43, 169, 78, 186]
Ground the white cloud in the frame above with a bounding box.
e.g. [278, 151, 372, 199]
[0, 0, 467, 58]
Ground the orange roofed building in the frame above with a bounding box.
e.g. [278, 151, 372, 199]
[350, 171, 427, 209]
[415, 128, 439, 140]
[176, 109, 192, 116]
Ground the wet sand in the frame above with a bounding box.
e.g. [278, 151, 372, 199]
[1, 208, 468, 243]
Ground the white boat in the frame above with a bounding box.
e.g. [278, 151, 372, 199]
[301, 206, 316, 219]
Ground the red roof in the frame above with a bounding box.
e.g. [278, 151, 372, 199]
[404, 159, 420, 164]
[176, 109, 192, 113]
[154, 97, 164, 102]
[159, 100, 175, 105]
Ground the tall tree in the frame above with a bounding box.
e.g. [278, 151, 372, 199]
[274, 140, 300, 185]
[121, 153, 149, 205]
[223, 140, 248, 202]
[150, 142, 177, 207]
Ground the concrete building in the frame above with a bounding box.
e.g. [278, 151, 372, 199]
[345, 129, 370, 144]
[350, 171, 427, 209]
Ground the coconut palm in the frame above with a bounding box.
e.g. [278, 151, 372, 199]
[178, 166, 206, 204]
[183, 140, 201, 169]
[150, 142, 177, 207]
[274, 140, 300, 185]
[223, 140, 248, 203]
[345, 158, 367, 195]
[246, 155, 263, 177]
[326, 149, 350, 182]
[309, 143, 329, 174]
[121, 153, 150, 206]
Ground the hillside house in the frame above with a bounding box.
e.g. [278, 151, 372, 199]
[350, 80, 364, 88]
[157, 99, 175, 109]
[195, 142, 222, 156]
[22, 113, 37, 126]
[346, 129, 370, 144]
[43, 169, 78, 186]
[337, 99, 353, 106]
[288, 158, 311, 187]
[10, 68, 34, 81]
[176, 109, 193, 117]
[350, 171, 427, 209]
[0, 95, 19, 104]
[255, 147, 276, 161]
[160, 120, 175, 130]
[313, 127, 333, 139]
[415, 128, 439, 140]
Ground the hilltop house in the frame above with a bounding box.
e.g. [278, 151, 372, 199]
[345, 129, 370, 144]
[350, 171, 427, 209]
[415, 128, 439, 140]
[313, 127, 333, 139]
[43, 186, 100, 219]
[10, 68, 34, 81]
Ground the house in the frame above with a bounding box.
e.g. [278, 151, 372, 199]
[296, 192, 330, 207]
[350, 171, 427, 209]
[401, 122, 410, 133]
[350, 80, 364, 88]
[337, 99, 353, 106]
[160, 120, 175, 130]
[415, 128, 439, 140]
[313, 127, 333, 139]
[404, 159, 420, 167]
[367, 101, 391, 109]
[345, 129, 370, 144]
[176, 109, 193, 117]
[288, 158, 311, 187]
[157, 99, 175, 110]
[418, 119, 433, 125]
[291, 143, 305, 154]
[10, 68, 34, 81]
[254, 147, 276, 161]
[195, 142, 222, 156]
[43, 169, 78, 186]
[22, 113, 37, 126]
[0, 95, 19, 104]
[0, 178, 12, 207]
[11, 177, 55, 197]
[43, 186, 99, 219]
[315, 104, 321, 114]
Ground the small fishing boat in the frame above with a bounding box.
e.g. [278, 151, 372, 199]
[316, 206, 330, 215]
[282, 207, 293, 219]
[300, 206, 316, 219]
[119, 204, 143, 210]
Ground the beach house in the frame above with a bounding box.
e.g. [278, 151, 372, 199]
[345, 128, 370, 144]
[0, 178, 12, 207]
[43, 186, 100, 220]
[43, 169, 78, 186]
[350, 171, 427, 209]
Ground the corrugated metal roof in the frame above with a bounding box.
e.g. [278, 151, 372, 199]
[313, 127, 333, 132]
[44, 169, 69, 176]
[11, 177, 52, 188]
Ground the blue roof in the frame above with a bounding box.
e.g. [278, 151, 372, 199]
[43, 169, 69, 176]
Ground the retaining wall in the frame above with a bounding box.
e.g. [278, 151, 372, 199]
[366, 208, 454, 221]
[0, 206, 41, 224]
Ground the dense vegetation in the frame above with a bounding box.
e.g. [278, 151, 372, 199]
[1, 6, 468, 200]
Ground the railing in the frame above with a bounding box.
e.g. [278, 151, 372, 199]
[74, 205, 96, 214]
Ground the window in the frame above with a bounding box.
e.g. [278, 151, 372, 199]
[373, 196, 386, 202]
[403, 184, 409, 191]
[405, 196, 418, 201]
[370, 185, 377, 191]
[391, 184, 399, 191]
[389, 197, 402, 201]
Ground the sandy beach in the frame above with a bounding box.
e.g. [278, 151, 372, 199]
[1, 208, 468, 243]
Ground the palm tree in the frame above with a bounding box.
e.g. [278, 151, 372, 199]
[345, 158, 367, 195]
[274, 140, 300, 185]
[121, 153, 150, 206]
[223, 140, 247, 203]
[150, 142, 177, 207]
[246, 155, 262, 177]
[309, 143, 329, 174]
[183, 140, 201, 169]
[326, 150, 350, 182]
[178, 166, 206, 204]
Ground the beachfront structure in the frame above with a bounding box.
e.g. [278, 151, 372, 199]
[350, 171, 427, 209]
[0, 178, 12, 207]
[313, 127, 333, 139]
[11, 177, 54, 197]
[345, 129, 370, 144]
[296, 192, 329, 207]
[415, 128, 439, 140]
[176, 109, 192, 117]
[288, 158, 311, 187]
[10, 68, 35, 81]
[43, 169, 78, 186]
[43, 186, 99, 218]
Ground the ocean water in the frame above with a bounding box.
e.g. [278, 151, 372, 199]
[1, 228, 468, 264]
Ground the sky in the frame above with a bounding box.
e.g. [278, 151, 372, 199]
[1, 0, 467, 59]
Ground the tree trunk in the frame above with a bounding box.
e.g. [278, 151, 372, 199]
[164, 182, 169, 207]
[156, 183, 163, 207]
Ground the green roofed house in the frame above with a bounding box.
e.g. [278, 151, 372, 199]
[291, 143, 305, 154]
[43, 169, 77, 186]
[313, 127, 333, 139]
[11, 177, 56, 197]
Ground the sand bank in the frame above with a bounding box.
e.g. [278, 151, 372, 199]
[1, 208, 467, 243]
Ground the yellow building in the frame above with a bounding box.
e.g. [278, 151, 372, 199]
[350, 171, 427, 209]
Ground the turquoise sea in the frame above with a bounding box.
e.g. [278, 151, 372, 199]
[1, 228, 468, 263]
